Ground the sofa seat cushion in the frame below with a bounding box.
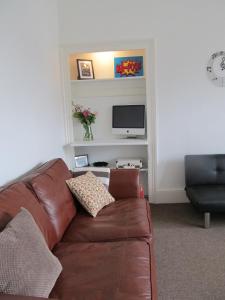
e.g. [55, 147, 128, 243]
[50, 240, 155, 300]
[0, 182, 57, 249]
[62, 198, 152, 243]
[186, 185, 225, 212]
[26, 159, 77, 242]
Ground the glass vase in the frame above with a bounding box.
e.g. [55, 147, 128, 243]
[83, 124, 93, 141]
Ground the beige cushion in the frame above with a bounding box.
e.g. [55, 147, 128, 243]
[0, 208, 62, 298]
[66, 171, 115, 217]
[73, 167, 110, 189]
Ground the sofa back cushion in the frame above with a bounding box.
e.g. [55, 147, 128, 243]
[26, 158, 76, 242]
[0, 182, 57, 249]
[185, 155, 225, 186]
[0, 211, 12, 232]
[109, 169, 140, 199]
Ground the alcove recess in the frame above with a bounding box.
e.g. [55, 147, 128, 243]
[68, 49, 150, 195]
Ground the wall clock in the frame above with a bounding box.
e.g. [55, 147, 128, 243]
[206, 51, 225, 87]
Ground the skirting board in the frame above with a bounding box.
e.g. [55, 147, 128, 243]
[149, 188, 189, 204]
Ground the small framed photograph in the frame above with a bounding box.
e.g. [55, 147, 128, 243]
[77, 59, 95, 80]
[74, 155, 89, 168]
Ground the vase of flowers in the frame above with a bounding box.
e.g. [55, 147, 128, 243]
[82, 123, 93, 141]
[72, 104, 96, 141]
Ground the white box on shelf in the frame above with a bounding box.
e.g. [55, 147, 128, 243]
[116, 158, 143, 169]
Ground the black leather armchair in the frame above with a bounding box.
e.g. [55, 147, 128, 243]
[185, 155, 225, 228]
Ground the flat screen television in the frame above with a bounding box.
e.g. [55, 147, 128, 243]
[112, 105, 145, 136]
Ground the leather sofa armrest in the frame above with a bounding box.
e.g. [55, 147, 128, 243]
[109, 169, 140, 200]
[0, 295, 58, 300]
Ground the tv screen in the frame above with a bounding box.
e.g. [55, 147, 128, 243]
[112, 105, 145, 128]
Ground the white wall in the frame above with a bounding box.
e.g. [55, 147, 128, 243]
[58, 0, 225, 202]
[0, 0, 64, 185]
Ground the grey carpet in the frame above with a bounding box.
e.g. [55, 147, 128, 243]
[151, 203, 225, 300]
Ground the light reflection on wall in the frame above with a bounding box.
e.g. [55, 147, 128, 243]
[93, 51, 115, 78]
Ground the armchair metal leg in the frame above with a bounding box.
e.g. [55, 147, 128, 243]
[204, 212, 210, 228]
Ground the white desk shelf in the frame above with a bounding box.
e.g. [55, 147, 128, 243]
[69, 139, 148, 147]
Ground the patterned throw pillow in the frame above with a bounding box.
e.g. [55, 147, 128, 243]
[66, 172, 115, 217]
[0, 208, 62, 297]
[73, 167, 110, 189]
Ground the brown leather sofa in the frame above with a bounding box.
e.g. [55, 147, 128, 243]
[0, 158, 157, 300]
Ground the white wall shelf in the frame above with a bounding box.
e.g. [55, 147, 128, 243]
[72, 165, 148, 172]
[139, 168, 148, 172]
[69, 138, 148, 147]
[71, 76, 145, 84]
